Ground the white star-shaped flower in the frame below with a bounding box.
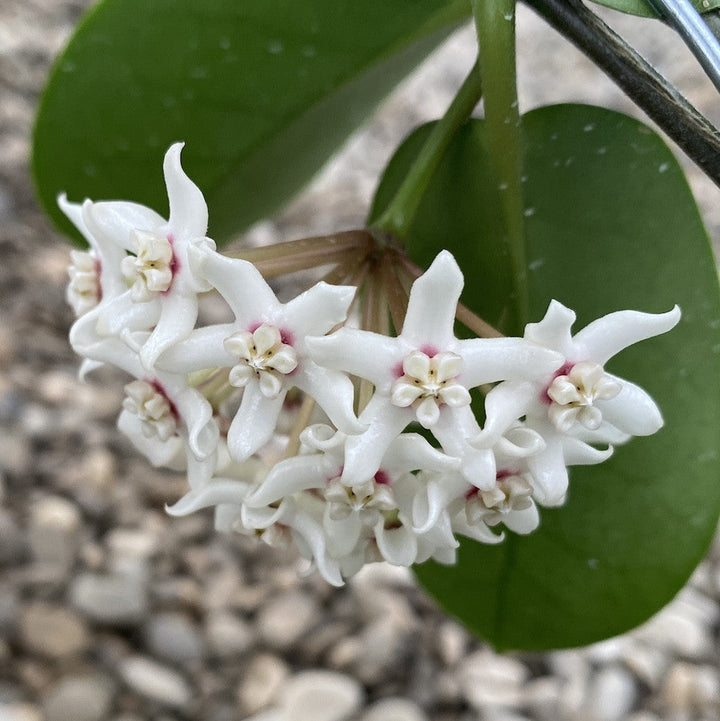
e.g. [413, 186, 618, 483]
[243, 423, 459, 569]
[60, 143, 215, 371]
[476, 300, 681, 504]
[82, 336, 219, 488]
[157, 249, 362, 461]
[307, 251, 564, 489]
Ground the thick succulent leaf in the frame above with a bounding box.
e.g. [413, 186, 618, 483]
[372, 105, 720, 650]
[33, 0, 469, 246]
[590, 0, 720, 17]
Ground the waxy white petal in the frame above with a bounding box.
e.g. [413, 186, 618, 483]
[342, 399, 410, 486]
[247, 454, 338, 508]
[196, 249, 278, 321]
[294, 364, 364, 435]
[140, 287, 199, 370]
[573, 305, 681, 365]
[459, 337, 563, 388]
[166, 479, 250, 516]
[164, 142, 208, 238]
[283, 281, 356, 340]
[374, 519, 418, 567]
[306, 328, 403, 391]
[400, 250, 462, 348]
[157, 323, 238, 372]
[84, 200, 166, 252]
[526, 437, 569, 506]
[227, 383, 286, 461]
[524, 299, 576, 355]
[597, 377, 664, 436]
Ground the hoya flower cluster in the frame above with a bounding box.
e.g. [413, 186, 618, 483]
[62, 144, 681, 586]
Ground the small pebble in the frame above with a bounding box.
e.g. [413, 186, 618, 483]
[119, 655, 192, 709]
[0, 703, 43, 721]
[42, 673, 115, 721]
[205, 611, 254, 657]
[28, 495, 81, 569]
[237, 653, 290, 714]
[661, 661, 720, 715]
[583, 665, 637, 721]
[143, 611, 206, 664]
[19, 602, 90, 659]
[361, 697, 428, 721]
[279, 670, 363, 721]
[70, 572, 148, 626]
[256, 590, 320, 650]
[458, 650, 528, 710]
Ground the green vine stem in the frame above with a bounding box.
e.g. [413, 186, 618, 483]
[472, 0, 529, 331]
[372, 59, 483, 240]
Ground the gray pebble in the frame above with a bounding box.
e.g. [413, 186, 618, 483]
[119, 655, 192, 709]
[19, 602, 90, 659]
[143, 611, 206, 664]
[237, 653, 290, 715]
[279, 671, 363, 721]
[256, 590, 320, 650]
[43, 673, 115, 721]
[361, 697, 428, 721]
[205, 611, 254, 657]
[347, 618, 413, 686]
[70, 572, 148, 626]
[28, 495, 81, 569]
[458, 650, 528, 710]
[0, 703, 42, 721]
[0, 431, 31, 477]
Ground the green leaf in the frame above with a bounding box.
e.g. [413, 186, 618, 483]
[369, 123, 517, 336]
[33, 0, 469, 246]
[590, 0, 720, 17]
[371, 104, 720, 650]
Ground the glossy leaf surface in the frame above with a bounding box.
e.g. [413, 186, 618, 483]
[33, 0, 469, 245]
[372, 104, 720, 649]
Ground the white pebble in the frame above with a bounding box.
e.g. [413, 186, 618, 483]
[119, 656, 192, 709]
[361, 697, 427, 721]
[458, 650, 528, 710]
[279, 671, 363, 721]
[583, 665, 637, 721]
[256, 590, 320, 649]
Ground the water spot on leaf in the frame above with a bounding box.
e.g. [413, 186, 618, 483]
[529, 258, 545, 271]
[189, 66, 208, 80]
[267, 39, 284, 55]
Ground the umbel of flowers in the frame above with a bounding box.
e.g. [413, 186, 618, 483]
[62, 144, 680, 586]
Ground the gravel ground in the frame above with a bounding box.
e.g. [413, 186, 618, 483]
[2, 2, 720, 720]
